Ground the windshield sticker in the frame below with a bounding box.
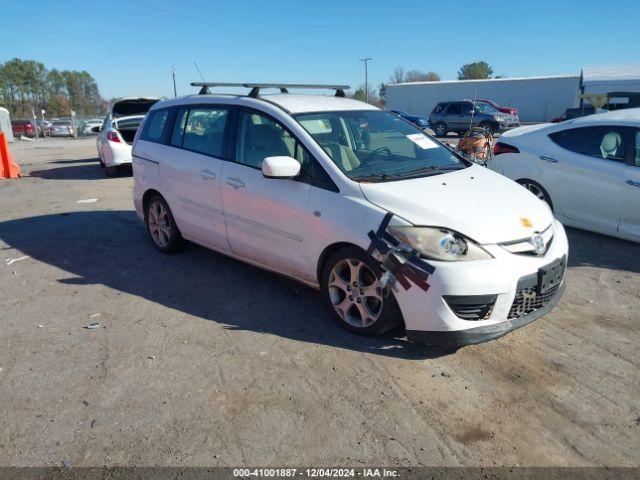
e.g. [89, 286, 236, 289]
[406, 133, 438, 150]
[367, 212, 435, 293]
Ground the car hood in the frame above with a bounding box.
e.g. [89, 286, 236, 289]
[406, 114, 429, 122]
[359, 165, 553, 244]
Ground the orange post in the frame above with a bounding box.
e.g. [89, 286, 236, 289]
[0, 132, 21, 179]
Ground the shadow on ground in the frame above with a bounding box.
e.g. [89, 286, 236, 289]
[29, 160, 132, 180]
[0, 210, 454, 360]
[565, 226, 640, 274]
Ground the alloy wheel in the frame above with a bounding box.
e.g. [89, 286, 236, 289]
[328, 258, 383, 328]
[148, 200, 171, 248]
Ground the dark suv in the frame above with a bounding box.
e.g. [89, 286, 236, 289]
[429, 101, 520, 137]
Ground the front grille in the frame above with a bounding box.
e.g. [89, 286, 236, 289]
[508, 283, 560, 320]
[500, 225, 554, 256]
[444, 295, 497, 321]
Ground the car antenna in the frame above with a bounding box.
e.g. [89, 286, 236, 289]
[469, 87, 478, 131]
[193, 62, 209, 93]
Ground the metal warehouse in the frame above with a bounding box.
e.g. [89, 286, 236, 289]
[386, 65, 640, 123]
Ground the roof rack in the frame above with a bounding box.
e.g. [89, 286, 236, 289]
[190, 82, 350, 98]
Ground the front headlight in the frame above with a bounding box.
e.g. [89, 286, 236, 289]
[494, 115, 503, 122]
[388, 226, 493, 262]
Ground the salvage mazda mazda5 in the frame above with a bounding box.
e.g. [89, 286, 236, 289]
[132, 82, 568, 347]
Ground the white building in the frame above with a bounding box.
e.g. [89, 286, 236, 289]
[386, 65, 640, 123]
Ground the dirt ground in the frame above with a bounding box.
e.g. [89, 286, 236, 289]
[0, 137, 638, 467]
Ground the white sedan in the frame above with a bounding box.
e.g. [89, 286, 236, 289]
[97, 97, 159, 176]
[488, 108, 640, 243]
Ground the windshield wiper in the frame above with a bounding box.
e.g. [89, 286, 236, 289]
[384, 165, 463, 179]
[351, 165, 465, 182]
[351, 172, 391, 182]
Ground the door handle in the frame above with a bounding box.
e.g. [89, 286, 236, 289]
[199, 168, 217, 180]
[625, 179, 640, 188]
[226, 177, 245, 189]
[539, 156, 558, 163]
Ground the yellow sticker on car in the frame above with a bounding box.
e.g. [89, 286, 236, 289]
[520, 217, 533, 228]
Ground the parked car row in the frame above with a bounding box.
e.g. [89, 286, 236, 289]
[9, 117, 106, 139]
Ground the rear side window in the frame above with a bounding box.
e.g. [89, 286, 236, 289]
[549, 126, 630, 162]
[140, 109, 170, 143]
[446, 103, 461, 115]
[181, 107, 229, 157]
[171, 107, 189, 147]
[460, 102, 473, 115]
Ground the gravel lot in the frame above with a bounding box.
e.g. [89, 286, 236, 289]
[0, 137, 638, 467]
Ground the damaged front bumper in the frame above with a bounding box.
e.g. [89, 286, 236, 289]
[392, 219, 569, 348]
[406, 281, 565, 347]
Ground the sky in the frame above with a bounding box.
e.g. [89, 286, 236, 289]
[1, 0, 639, 99]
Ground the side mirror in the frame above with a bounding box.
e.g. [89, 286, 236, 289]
[91, 126, 102, 133]
[261, 156, 301, 179]
[469, 110, 475, 115]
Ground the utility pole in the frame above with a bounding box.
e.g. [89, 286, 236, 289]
[359, 57, 372, 103]
[172, 68, 177, 98]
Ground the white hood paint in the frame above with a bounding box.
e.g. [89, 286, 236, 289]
[359, 165, 553, 244]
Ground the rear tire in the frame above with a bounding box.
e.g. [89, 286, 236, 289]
[144, 194, 184, 253]
[433, 122, 448, 137]
[517, 179, 553, 211]
[321, 246, 402, 337]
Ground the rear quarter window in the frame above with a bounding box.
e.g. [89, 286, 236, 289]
[140, 109, 171, 143]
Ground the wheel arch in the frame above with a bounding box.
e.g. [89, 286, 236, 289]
[516, 178, 554, 212]
[142, 188, 164, 213]
[316, 241, 364, 284]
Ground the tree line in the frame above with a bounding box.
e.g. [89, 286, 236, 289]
[0, 58, 107, 119]
[353, 60, 498, 106]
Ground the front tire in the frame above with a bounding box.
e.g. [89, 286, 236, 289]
[517, 179, 554, 211]
[433, 122, 448, 137]
[479, 121, 494, 135]
[105, 165, 118, 177]
[321, 246, 402, 337]
[144, 194, 184, 253]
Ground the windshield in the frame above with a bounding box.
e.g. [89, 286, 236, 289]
[295, 110, 466, 182]
[474, 102, 499, 114]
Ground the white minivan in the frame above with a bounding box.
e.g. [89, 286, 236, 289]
[132, 83, 569, 347]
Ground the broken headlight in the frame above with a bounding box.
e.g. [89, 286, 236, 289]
[388, 226, 493, 262]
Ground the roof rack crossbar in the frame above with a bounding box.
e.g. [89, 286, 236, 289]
[190, 82, 350, 98]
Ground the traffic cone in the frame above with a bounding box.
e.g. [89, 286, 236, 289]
[0, 132, 21, 179]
